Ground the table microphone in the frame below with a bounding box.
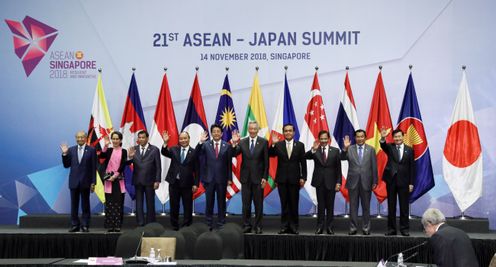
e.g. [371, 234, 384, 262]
[384, 241, 427, 265]
[125, 231, 149, 264]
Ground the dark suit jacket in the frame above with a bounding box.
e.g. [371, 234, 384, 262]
[430, 224, 479, 267]
[305, 146, 342, 190]
[129, 144, 161, 186]
[98, 147, 128, 178]
[233, 137, 269, 184]
[196, 140, 233, 184]
[268, 140, 307, 184]
[62, 145, 97, 189]
[162, 145, 200, 188]
[380, 141, 415, 187]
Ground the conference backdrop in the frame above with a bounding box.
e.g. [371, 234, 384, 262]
[1, 0, 495, 228]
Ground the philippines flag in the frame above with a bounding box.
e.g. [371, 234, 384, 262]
[119, 72, 147, 200]
[442, 69, 482, 212]
[268, 72, 300, 197]
[396, 73, 435, 203]
[182, 72, 208, 199]
[149, 72, 179, 205]
[300, 71, 331, 206]
[214, 74, 241, 199]
[333, 71, 360, 202]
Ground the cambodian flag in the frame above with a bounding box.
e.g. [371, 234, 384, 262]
[119, 72, 147, 200]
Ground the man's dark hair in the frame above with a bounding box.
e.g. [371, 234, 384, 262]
[354, 129, 366, 137]
[392, 129, 404, 136]
[210, 124, 223, 132]
[318, 130, 330, 139]
[283, 123, 294, 131]
[137, 130, 149, 137]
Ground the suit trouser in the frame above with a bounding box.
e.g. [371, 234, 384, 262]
[70, 187, 91, 227]
[135, 184, 156, 226]
[204, 182, 227, 227]
[386, 180, 409, 232]
[241, 181, 263, 229]
[169, 182, 193, 229]
[348, 184, 372, 231]
[315, 185, 336, 229]
[278, 182, 300, 230]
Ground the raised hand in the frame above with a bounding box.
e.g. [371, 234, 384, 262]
[60, 142, 69, 154]
[200, 131, 209, 143]
[343, 135, 351, 149]
[128, 146, 136, 158]
[271, 132, 280, 144]
[162, 131, 170, 144]
[312, 140, 320, 150]
[380, 127, 389, 138]
[231, 130, 240, 144]
[103, 135, 110, 147]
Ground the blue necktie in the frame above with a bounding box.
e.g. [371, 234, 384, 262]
[78, 146, 83, 164]
[181, 148, 186, 163]
[358, 145, 363, 163]
[250, 139, 255, 154]
[397, 145, 402, 161]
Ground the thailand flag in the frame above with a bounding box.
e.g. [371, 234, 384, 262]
[119, 72, 147, 200]
[333, 71, 360, 202]
[182, 72, 208, 199]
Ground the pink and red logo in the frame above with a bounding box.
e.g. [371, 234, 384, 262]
[5, 16, 58, 77]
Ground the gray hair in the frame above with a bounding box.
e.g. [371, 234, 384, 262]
[248, 121, 259, 129]
[421, 208, 446, 227]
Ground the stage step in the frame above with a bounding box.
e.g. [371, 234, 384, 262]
[19, 214, 490, 233]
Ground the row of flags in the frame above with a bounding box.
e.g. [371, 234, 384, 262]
[85, 68, 482, 213]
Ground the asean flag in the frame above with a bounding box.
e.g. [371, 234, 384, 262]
[442, 69, 482, 212]
[396, 73, 434, 203]
[182, 72, 208, 199]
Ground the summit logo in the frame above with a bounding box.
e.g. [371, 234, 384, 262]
[5, 16, 58, 77]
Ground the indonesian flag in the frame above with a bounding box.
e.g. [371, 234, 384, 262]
[181, 72, 207, 200]
[442, 70, 483, 212]
[365, 71, 392, 203]
[87, 72, 113, 203]
[149, 72, 179, 205]
[333, 71, 360, 202]
[300, 72, 331, 205]
[268, 73, 300, 197]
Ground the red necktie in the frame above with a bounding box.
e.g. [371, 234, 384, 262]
[215, 142, 219, 159]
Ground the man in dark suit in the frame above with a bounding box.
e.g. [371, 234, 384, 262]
[61, 131, 97, 232]
[128, 130, 161, 226]
[422, 208, 478, 267]
[231, 121, 268, 234]
[380, 128, 415, 236]
[161, 131, 199, 230]
[341, 129, 378, 235]
[269, 123, 307, 235]
[197, 124, 232, 229]
[305, 130, 341, 235]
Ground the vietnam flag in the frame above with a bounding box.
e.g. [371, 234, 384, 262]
[442, 69, 482, 212]
[182, 72, 207, 200]
[149, 72, 179, 205]
[365, 70, 392, 203]
[87, 71, 113, 203]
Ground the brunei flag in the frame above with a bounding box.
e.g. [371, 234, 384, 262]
[182, 72, 208, 200]
[365, 70, 392, 203]
[396, 73, 434, 203]
[87, 71, 113, 203]
[214, 74, 241, 199]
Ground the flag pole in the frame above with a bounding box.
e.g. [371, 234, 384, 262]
[97, 68, 106, 216]
[459, 65, 468, 221]
[130, 200, 136, 216]
[376, 202, 382, 218]
[311, 65, 319, 218]
[192, 66, 199, 217]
